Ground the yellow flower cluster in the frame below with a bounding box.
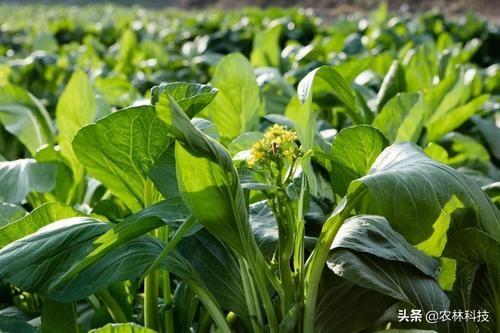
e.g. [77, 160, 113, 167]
[247, 124, 301, 168]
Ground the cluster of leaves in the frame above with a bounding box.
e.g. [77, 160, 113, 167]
[0, 4, 499, 333]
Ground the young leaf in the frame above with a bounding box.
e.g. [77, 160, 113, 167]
[329, 125, 387, 196]
[204, 53, 260, 142]
[250, 23, 283, 68]
[151, 82, 218, 117]
[426, 94, 489, 142]
[56, 70, 96, 188]
[372, 92, 425, 143]
[157, 96, 251, 254]
[377, 60, 407, 110]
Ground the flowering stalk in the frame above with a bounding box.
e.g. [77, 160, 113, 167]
[247, 124, 303, 317]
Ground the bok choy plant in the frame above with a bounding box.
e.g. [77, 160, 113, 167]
[0, 7, 499, 333]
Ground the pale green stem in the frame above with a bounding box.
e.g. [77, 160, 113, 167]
[160, 227, 175, 333]
[98, 289, 128, 323]
[302, 192, 362, 333]
[190, 284, 231, 333]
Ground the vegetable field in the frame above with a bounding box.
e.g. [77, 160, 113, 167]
[0, 4, 499, 333]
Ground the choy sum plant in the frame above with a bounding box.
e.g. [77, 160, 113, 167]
[0, 9, 499, 332]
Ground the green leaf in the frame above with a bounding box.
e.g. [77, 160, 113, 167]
[178, 229, 249, 325]
[114, 29, 137, 76]
[377, 60, 407, 110]
[249, 200, 278, 258]
[41, 300, 78, 333]
[0, 85, 54, 154]
[415, 195, 464, 257]
[59, 198, 191, 284]
[327, 250, 448, 311]
[444, 229, 499, 333]
[0, 201, 83, 248]
[94, 77, 138, 108]
[89, 323, 156, 333]
[250, 23, 283, 68]
[350, 143, 500, 245]
[316, 271, 393, 333]
[329, 125, 387, 196]
[0, 217, 109, 294]
[50, 235, 168, 302]
[0, 315, 37, 333]
[56, 70, 96, 186]
[403, 44, 437, 92]
[332, 215, 440, 278]
[441, 132, 490, 169]
[204, 53, 260, 142]
[0, 159, 57, 203]
[151, 82, 218, 117]
[73, 105, 170, 211]
[228, 132, 264, 156]
[471, 115, 500, 160]
[0, 202, 25, 225]
[426, 94, 489, 142]
[298, 66, 361, 129]
[372, 92, 425, 143]
[147, 147, 179, 199]
[157, 96, 251, 254]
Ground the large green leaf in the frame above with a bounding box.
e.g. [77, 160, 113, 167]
[0, 217, 109, 294]
[73, 105, 170, 211]
[329, 125, 387, 196]
[89, 323, 156, 333]
[316, 271, 393, 333]
[204, 53, 260, 142]
[178, 229, 249, 324]
[58, 198, 192, 284]
[327, 250, 448, 312]
[41, 300, 78, 333]
[156, 95, 251, 254]
[350, 143, 500, 245]
[0, 201, 83, 248]
[151, 82, 218, 117]
[327, 215, 448, 312]
[372, 92, 425, 143]
[444, 227, 499, 332]
[147, 146, 179, 199]
[332, 215, 440, 278]
[250, 23, 283, 68]
[0, 85, 54, 155]
[56, 70, 96, 186]
[377, 60, 407, 110]
[0, 159, 56, 203]
[0, 315, 38, 333]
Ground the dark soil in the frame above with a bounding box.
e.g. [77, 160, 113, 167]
[1, 0, 499, 22]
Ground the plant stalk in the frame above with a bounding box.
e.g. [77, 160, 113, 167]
[98, 289, 128, 323]
[160, 227, 175, 333]
[143, 180, 160, 330]
[302, 191, 362, 333]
